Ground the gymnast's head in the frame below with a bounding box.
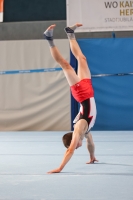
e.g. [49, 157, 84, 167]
[62, 132, 73, 148]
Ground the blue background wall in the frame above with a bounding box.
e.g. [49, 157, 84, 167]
[71, 38, 133, 130]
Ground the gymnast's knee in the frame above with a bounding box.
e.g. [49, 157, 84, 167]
[77, 54, 87, 63]
[61, 59, 72, 70]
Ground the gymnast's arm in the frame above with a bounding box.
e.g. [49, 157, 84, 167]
[85, 132, 98, 164]
[47, 133, 80, 174]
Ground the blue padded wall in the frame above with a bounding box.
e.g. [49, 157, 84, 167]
[71, 38, 133, 130]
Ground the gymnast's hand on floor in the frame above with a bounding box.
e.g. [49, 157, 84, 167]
[47, 167, 61, 174]
[86, 157, 99, 164]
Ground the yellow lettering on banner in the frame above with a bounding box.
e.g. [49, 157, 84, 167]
[130, 1, 133, 7]
[120, 1, 124, 7]
[120, 1, 133, 8]
[130, 8, 133, 14]
[125, 1, 130, 7]
[126, 9, 129, 14]
[120, 9, 125, 15]
[120, 9, 133, 15]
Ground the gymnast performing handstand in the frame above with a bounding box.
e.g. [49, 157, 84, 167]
[44, 23, 98, 174]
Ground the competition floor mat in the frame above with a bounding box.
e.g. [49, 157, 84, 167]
[0, 131, 133, 200]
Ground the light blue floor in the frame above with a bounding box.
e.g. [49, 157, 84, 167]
[0, 131, 133, 200]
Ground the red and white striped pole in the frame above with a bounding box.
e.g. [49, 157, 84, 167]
[0, 0, 4, 22]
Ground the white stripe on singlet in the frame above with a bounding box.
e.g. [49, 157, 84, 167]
[73, 97, 97, 131]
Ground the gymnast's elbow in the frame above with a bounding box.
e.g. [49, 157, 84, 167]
[67, 147, 75, 155]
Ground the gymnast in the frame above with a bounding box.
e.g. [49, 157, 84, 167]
[44, 23, 98, 174]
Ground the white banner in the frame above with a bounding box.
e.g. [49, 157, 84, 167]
[67, 0, 133, 32]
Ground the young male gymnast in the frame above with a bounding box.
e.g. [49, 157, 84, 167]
[44, 23, 98, 174]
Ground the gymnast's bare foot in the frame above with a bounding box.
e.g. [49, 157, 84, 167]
[43, 24, 56, 47]
[86, 157, 99, 164]
[74, 23, 82, 27]
[64, 23, 82, 38]
[46, 24, 56, 31]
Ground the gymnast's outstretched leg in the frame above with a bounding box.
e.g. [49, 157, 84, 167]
[64, 23, 91, 80]
[43, 24, 80, 86]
